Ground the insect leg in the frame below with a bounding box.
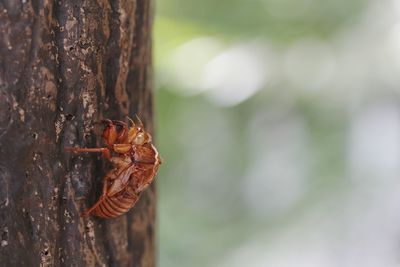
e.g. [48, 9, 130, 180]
[113, 143, 131, 154]
[112, 120, 129, 143]
[101, 119, 118, 147]
[65, 147, 111, 160]
[112, 120, 127, 126]
[109, 156, 130, 168]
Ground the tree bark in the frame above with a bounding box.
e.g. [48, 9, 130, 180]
[0, 0, 155, 266]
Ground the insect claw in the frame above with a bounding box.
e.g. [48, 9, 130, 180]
[126, 116, 135, 126]
[112, 120, 127, 126]
[101, 119, 113, 125]
[135, 115, 144, 128]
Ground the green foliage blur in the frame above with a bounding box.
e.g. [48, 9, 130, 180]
[155, 0, 400, 266]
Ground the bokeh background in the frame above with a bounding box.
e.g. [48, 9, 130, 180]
[154, 0, 400, 266]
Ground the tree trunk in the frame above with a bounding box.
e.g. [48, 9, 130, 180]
[0, 0, 155, 266]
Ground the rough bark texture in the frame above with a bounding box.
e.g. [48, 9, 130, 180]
[0, 0, 155, 266]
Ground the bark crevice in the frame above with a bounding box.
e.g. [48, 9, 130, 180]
[0, 0, 155, 266]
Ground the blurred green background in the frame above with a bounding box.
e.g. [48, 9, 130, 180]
[154, 0, 400, 266]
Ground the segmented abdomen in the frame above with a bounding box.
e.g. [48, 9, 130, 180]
[86, 144, 160, 218]
[89, 192, 139, 219]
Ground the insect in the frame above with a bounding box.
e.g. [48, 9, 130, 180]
[65, 116, 161, 218]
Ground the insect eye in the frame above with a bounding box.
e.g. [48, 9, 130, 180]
[134, 133, 145, 144]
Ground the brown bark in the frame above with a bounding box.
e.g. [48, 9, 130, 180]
[0, 0, 155, 266]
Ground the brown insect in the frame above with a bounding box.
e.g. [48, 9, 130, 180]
[65, 116, 161, 218]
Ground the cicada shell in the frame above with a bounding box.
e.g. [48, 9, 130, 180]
[65, 117, 161, 218]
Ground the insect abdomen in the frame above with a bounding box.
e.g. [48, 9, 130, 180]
[91, 194, 138, 218]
